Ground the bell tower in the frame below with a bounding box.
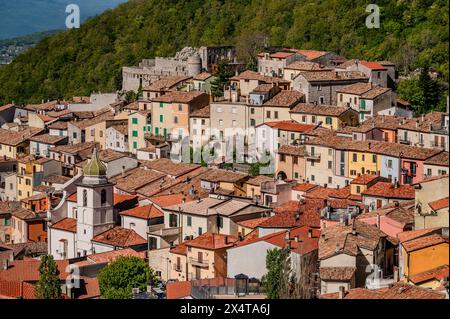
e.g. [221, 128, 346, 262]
[75, 148, 115, 256]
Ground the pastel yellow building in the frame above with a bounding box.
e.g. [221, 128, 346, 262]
[16, 156, 62, 200]
[0, 127, 43, 158]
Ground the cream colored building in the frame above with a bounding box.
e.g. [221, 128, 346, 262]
[414, 175, 449, 229]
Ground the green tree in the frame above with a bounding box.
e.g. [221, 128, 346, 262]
[97, 256, 157, 299]
[210, 59, 234, 98]
[261, 247, 291, 299]
[35, 254, 62, 299]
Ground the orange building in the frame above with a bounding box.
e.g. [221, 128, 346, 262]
[398, 228, 449, 281]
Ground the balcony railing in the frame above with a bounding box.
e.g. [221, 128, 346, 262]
[305, 152, 321, 161]
[189, 257, 209, 268]
[399, 138, 411, 145]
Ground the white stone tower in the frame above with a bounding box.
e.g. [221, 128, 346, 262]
[75, 148, 115, 256]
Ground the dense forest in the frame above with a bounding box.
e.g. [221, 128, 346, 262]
[0, 0, 448, 112]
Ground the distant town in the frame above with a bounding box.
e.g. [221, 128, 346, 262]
[0, 45, 448, 300]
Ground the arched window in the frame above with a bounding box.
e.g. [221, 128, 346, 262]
[83, 190, 88, 207]
[101, 189, 107, 205]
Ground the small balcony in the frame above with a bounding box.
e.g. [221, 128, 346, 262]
[305, 152, 321, 161]
[398, 138, 411, 145]
[189, 257, 209, 268]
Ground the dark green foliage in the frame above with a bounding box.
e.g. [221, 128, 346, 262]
[35, 254, 62, 299]
[97, 256, 157, 299]
[0, 0, 448, 107]
[211, 59, 235, 97]
[261, 247, 291, 299]
[397, 65, 448, 115]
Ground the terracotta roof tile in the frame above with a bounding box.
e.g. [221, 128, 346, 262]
[362, 182, 415, 199]
[320, 267, 356, 281]
[285, 61, 330, 71]
[0, 127, 43, 146]
[278, 144, 307, 156]
[261, 120, 315, 132]
[260, 200, 324, 228]
[190, 105, 210, 118]
[193, 72, 213, 81]
[166, 281, 192, 299]
[429, 197, 449, 212]
[87, 248, 146, 264]
[92, 227, 147, 248]
[290, 103, 352, 116]
[151, 91, 206, 104]
[119, 204, 164, 220]
[50, 217, 77, 233]
[425, 152, 449, 166]
[143, 76, 191, 91]
[292, 182, 319, 192]
[150, 194, 194, 208]
[263, 90, 304, 108]
[0, 259, 69, 282]
[185, 232, 237, 250]
[409, 265, 449, 284]
[397, 227, 442, 243]
[29, 134, 66, 145]
[236, 217, 271, 229]
[402, 233, 448, 252]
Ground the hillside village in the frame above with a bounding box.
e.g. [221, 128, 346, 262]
[0, 46, 448, 300]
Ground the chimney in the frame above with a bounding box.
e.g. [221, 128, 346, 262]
[338, 286, 346, 299]
[225, 236, 229, 245]
[415, 120, 419, 128]
[2, 259, 9, 270]
[376, 213, 381, 228]
[393, 266, 399, 282]
[294, 235, 299, 242]
[308, 229, 313, 238]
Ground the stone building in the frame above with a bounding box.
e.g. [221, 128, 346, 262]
[122, 46, 236, 92]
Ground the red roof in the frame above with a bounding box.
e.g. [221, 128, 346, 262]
[92, 227, 147, 247]
[114, 193, 139, 206]
[269, 52, 295, 59]
[360, 61, 386, 70]
[150, 194, 194, 208]
[351, 174, 380, 185]
[87, 248, 146, 264]
[119, 204, 164, 220]
[67, 192, 77, 202]
[260, 200, 324, 228]
[185, 232, 237, 250]
[166, 281, 192, 299]
[402, 234, 448, 252]
[397, 228, 442, 243]
[295, 49, 329, 60]
[236, 217, 271, 229]
[50, 217, 77, 233]
[409, 265, 449, 284]
[429, 197, 449, 212]
[233, 226, 320, 255]
[262, 120, 315, 133]
[0, 260, 69, 282]
[362, 182, 415, 199]
[292, 182, 318, 192]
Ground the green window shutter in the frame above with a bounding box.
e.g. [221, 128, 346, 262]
[187, 216, 192, 226]
[178, 104, 182, 111]
[160, 115, 163, 122]
[155, 127, 159, 135]
[132, 130, 138, 137]
[133, 141, 137, 149]
[160, 102, 164, 108]
[163, 128, 167, 137]
[326, 117, 332, 125]
[360, 100, 366, 110]
[132, 118, 138, 124]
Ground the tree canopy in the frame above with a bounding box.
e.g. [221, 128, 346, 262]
[35, 254, 62, 299]
[0, 0, 447, 111]
[97, 256, 157, 299]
